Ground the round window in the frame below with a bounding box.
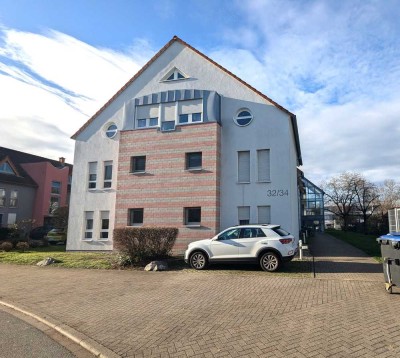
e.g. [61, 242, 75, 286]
[234, 110, 253, 126]
[105, 124, 117, 138]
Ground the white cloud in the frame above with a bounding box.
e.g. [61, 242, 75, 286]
[0, 28, 148, 162]
[1, 1, 399, 185]
[210, 0, 400, 183]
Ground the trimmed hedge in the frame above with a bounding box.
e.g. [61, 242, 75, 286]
[113, 227, 178, 265]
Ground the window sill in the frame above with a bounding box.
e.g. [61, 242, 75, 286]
[185, 224, 201, 228]
[178, 121, 203, 126]
[257, 180, 271, 183]
[130, 171, 147, 175]
[237, 181, 251, 184]
[98, 239, 109, 242]
[82, 239, 93, 242]
[186, 168, 203, 172]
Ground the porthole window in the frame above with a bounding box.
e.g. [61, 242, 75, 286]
[234, 109, 253, 127]
[105, 124, 117, 138]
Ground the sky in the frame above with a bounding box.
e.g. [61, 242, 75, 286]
[0, 0, 399, 185]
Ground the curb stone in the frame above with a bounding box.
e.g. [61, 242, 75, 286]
[0, 300, 120, 358]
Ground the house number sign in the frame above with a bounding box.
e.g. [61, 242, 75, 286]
[267, 189, 289, 197]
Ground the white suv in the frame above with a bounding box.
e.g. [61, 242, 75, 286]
[184, 225, 298, 272]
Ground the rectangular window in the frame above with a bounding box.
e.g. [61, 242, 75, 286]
[238, 206, 250, 225]
[51, 181, 61, 194]
[129, 208, 144, 226]
[149, 117, 158, 126]
[84, 211, 94, 239]
[100, 211, 109, 239]
[257, 149, 270, 182]
[186, 152, 202, 170]
[179, 99, 202, 123]
[7, 213, 16, 225]
[131, 156, 146, 173]
[137, 118, 147, 128]
[137, 104, 159, 120]
[88, 162, 97, 189]
[258, 206, 271, 224]
[238, 151, 250, 183]
[179, 114, 189, 123]
[49, 196, 60, 214]
[192, 112, 202, 122]
[161, 121, 175, 131]
[103, 161, 113, 188]
[9, 190, 18, 208]
[0, 189, 5, 207]
[185, 207, 201, 226]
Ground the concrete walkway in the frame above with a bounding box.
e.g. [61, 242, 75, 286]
[0, 234, 399, 358]
[311, 232, 383, 281]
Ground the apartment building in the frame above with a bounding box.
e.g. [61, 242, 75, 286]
[67, 36, 302, 253]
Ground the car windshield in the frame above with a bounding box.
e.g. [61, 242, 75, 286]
[272, 227, 290, 236]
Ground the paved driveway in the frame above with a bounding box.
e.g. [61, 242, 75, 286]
[0, 233, 399, 358]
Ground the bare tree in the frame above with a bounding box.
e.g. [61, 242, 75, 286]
[353, 174, 380, 233]
[53, 206, 69, 231]
[378, 179, 400, 215]
[323, 172, 358, 230]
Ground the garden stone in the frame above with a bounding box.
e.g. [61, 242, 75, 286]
[144, 261, 168, 271]
[37, 257, 58, 266]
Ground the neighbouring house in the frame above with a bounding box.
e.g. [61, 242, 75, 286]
[0, 147, 72, 231]
[67, 36, 303, 254]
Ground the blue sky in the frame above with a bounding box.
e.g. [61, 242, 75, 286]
[1, 0, 400, 184]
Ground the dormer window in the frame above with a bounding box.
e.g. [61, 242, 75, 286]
[0, 162, 15, 175]
[161, 67, 188, 82]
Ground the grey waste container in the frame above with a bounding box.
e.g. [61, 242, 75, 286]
[377, 233, 400, 294]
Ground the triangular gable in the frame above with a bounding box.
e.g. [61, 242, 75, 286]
[71, 35, 302, 165]
[0, 156, 19, 176]
[160, 66, 188, 81]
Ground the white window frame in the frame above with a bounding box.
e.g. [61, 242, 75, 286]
[51, 181, 61, 194]
[238, 206, 250, 225]
[257, 149, 271, 182]
[83, 211, 94, 241]
[178, 112, 203, 124]
[237, 151, 250, 183]
[0, 188, 5, 207]
[99, 211, 110, 241]
[105, 123, 118, 138]
[257, 206, 271, 224]
[88, 162, 97, 190]
[137, 117, 159, 128]
[234, 109, 253, 127]
[9, 190, 18, 208]
[103, 161, 113, 189]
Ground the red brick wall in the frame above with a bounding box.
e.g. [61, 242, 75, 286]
[116, 122, 221, 254]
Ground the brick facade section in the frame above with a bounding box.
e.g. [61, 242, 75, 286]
[116, 122, 221, 254]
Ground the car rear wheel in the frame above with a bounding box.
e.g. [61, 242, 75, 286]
[260, 252, 281, 272]
[190, 251, 208, 270]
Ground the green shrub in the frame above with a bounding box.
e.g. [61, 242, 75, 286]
[0, 227, 19, 240]
[0, 241, 13, 252]
[113, 227, 178, 266]
[16, 241, 29, 252]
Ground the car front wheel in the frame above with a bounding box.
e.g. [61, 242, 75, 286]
[189, 251, 208, 270]
[260, 252, 281, 272]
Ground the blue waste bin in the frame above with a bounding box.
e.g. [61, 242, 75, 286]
[377, 233, 400, 294]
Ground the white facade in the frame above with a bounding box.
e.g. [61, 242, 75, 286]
[67, 37, 302, 252]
